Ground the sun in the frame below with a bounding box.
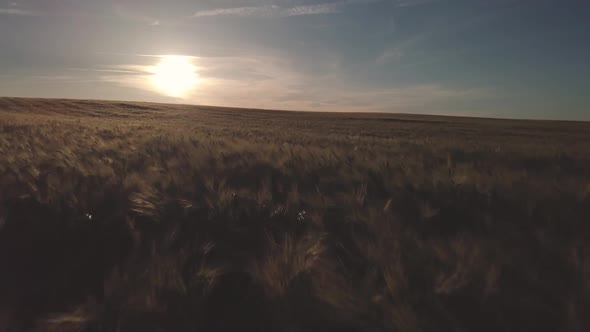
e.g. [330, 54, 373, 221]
[150, 56, 199, 97]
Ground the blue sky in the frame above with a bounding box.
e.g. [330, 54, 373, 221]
[0, 0, 588, 119]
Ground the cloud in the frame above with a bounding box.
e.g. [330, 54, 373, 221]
[191, 4, 340, 18]
[0, 75, 83, 85]
[44, 48, 494, 113]
[67, 68, 144, 75]
[191, 0, 380, 19]
[204, 57, 493, 112]
[192, 6, 273, 18]
[266, 82, 492, 113]
[284, 3, 341, 16]
[0, 7, 37, 16]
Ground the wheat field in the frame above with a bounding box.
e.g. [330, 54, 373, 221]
[0, 98, 589, 331]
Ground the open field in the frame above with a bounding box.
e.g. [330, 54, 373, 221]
[0, 97, 589, 331]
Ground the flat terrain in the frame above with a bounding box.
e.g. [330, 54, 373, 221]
[0, 97, 589, 332]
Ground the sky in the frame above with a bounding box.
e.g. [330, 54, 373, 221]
[0, 0, 589, 120]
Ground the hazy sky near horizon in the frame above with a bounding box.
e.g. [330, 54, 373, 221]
[0, 0, 588, 119]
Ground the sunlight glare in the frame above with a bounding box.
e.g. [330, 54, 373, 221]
[150, 56, 198, 97]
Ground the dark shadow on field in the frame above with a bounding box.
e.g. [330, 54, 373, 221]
[0, 197, 131, 331]
[0, 180, 588, 332]
[0, 195, 369, 331]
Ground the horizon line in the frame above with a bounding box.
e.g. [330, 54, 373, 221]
[0, 96, 587, 123]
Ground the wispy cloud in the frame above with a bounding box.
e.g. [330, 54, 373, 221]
[284, 3, 341, 16]
[94, 53, 491, 113]
[191, 5, 339, 18]
[192, 6, 271, 18]
[268, 82, 493, 113]
[0, 7, 37, 16]
[67, 68, 144, 75]
[191, 1, 377, 19]
[0, 75, 83, 85]
[94, 52, 200, 60]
